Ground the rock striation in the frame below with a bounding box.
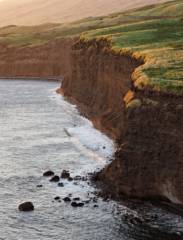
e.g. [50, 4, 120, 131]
[0, 38, 73, 79]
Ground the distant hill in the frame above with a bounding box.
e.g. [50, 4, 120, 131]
[0, 0, 173, 27]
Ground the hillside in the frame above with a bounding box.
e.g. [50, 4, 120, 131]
[0, 0, 173, 27]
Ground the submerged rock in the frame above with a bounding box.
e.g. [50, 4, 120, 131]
[71, 202, 84, 207]
[49, 175, 60, 182]
[54, 196, 60, 200]
[43, 170, 54, 177]
[18, 202, 34, 211]
[74, 175, 81, 181]
[61, 170, 70, 179]
[58, 183, 64, 187]
[68, 177, 73, 181]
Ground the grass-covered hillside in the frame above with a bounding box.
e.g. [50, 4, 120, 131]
[0, 0, 183, 94]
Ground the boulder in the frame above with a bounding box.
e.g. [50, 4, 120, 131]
[70, 202, 84, 207]
[61, 170, 70, 179]
[73, 197, 80, 201]
[77, 203, 84, 207]
[18, 202, 34, 211]
[54, 196, 60, 200]
[43, 170, 54, 177]
[49, 175, 60, 182]
[62, 197, 71, 202]
[68, 177, 73, 181]
[71, 202, 78, 207]
[36, 185, 42, 187]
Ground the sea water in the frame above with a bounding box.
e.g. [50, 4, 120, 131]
[0, 79, 183, 240]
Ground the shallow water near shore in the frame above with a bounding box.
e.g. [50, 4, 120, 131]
[0, 79, 183, 240]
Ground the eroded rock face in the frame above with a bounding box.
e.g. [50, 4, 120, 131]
[103, 99, 183, 204]
[18, 202, 34, 211]
[61, 37, 183, 205]
[0, 38, 73, 79]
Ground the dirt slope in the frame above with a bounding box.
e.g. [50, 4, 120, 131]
[0, 0, 173, 27]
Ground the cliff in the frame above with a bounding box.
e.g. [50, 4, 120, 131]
[0, 38, 73, 79]
[1, 34, 183, 205]
[61, 38, 183, 205]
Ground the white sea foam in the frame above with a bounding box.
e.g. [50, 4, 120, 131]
[49, 87, 116, 175]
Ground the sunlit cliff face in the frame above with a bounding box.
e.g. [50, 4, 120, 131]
[0, 0, 174, 27]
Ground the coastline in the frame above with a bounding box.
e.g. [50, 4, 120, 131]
[0, 34, 183, 206]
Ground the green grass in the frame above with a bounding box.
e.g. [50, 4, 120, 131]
[0, 0, 183, 95]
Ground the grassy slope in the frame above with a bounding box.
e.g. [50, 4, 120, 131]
[82, 0, 183, 95]
[0, 0, 183, 95]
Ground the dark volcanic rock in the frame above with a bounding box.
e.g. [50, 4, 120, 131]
[68, 177, 73, 181]
[93, 205, 98, 207]
[49, 175, 60, 182]
[77, 203, 84, 207]
[63, 197, 71, 202]
[71, 202, 78, 207]
[18, 202, 34, 211]
[74, 175, 81, 180]
[36, 185, 42, 187]
[54, 196, 60, 200]
[43, 170, 54, 177]
[61, 170, 70, 179]
[73, 197, 80, 201]
[58, 183, 64, 187]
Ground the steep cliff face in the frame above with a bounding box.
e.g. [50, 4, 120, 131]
[0, 38, 73, 78]
[104, 93, 183, 204]
[61, 38, 183, 205]
[61, 38, 143, 136]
